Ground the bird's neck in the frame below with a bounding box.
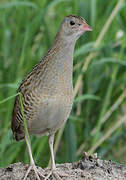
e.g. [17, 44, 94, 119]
[42, 34, 76, 87]
[51, 35, 75, 74]
[48, 33, 76, 65]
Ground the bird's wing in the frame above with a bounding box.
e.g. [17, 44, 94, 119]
[11, 61, 45, 140]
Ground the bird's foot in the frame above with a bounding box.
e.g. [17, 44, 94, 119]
[45, 168, 68, 180]
[23, 164, 45, 180]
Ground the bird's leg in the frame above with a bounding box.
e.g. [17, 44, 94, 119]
[49, 134, 56, 170]
[45, 134, 62, 180]
[23, 135, 45, 180]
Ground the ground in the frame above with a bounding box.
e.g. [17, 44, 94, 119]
[0, 153, 126, 180]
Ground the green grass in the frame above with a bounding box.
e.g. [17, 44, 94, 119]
[0, 0, 126, 168]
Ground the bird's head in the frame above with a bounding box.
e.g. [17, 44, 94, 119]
[58, 15, 92, 42]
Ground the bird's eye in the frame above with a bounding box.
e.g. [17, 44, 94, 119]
[78, 23, 81, 26]
[70, 21, 75, 26]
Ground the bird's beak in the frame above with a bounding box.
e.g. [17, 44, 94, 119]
[80, 21, 92, 32]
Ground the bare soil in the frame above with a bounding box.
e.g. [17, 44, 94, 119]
[0, 154, 126, 180]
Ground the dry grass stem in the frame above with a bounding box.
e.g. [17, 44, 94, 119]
[88, 114, 126, 155]
[91, 89, 126, 136]
[77, 89, 126, 156]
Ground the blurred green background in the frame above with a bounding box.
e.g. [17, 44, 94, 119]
[0, 0, 126, 168]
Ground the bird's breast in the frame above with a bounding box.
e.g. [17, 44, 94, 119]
[28, 92, 73, 135]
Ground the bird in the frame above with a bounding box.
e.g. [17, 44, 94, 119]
[11, 14, 92, 180]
